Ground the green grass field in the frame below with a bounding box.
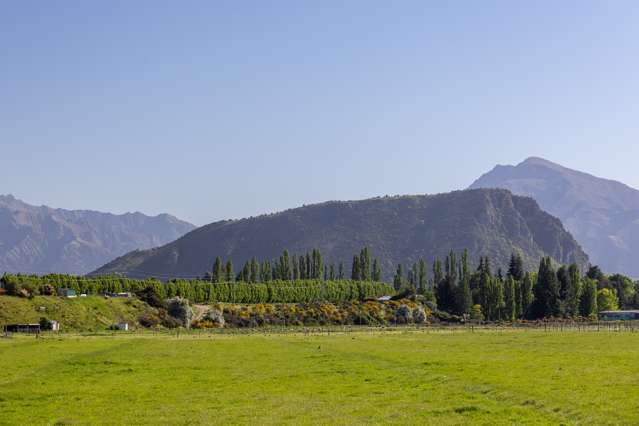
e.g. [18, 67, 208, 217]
[1, 330, 637, 425]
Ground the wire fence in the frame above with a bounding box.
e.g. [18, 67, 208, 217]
[7, 319, 639, 340]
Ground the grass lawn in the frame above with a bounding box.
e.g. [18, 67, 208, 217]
[0, 329, 637, 425]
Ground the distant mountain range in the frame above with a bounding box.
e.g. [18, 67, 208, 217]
[0, 195, 195, 275]
[93, 188, 588, 279]
[470, 157, 639, 277]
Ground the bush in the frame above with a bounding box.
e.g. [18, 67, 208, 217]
[139, 313, 161, 328]
[413, 307, 427, 324]
[395, 305, 412, 324]
[167, 298, 193, 328]
[202, 309, 225, 328]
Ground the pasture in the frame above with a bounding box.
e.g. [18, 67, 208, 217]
[0, 329, 637, 425]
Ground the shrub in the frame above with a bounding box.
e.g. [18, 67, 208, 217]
[413, 307, 427, 324]
[202, 309, 225, 328]
[167, 298, 193, 328]
[395, 305, 412, 324]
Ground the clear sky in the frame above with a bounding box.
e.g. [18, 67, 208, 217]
[2, 1, 639, 225]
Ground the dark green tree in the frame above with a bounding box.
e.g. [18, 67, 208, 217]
[212, 257, 223, 283]
[530, 257, 561, 319]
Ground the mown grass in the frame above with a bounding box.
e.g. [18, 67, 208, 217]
[0, 330, 637, 425]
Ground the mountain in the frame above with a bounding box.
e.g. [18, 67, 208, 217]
[93, 188, 588, 279]
[470, 157, 639, 277]
[0, 195, 195, 275]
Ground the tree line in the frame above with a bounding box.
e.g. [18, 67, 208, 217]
[391, 250, 638, 320]
[206, 248, 382, 283]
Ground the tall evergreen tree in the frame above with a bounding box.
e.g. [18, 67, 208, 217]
[507, 253, 525, 281]
[338, 262, 344, 280]
[531, 257, 561, 319]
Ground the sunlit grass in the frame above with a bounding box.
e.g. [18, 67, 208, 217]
[0, 329, 636, 425]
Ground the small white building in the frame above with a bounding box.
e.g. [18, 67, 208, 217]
[116, 322, 129, 331]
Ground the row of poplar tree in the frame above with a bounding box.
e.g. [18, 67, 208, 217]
[206, 248, 383, 283]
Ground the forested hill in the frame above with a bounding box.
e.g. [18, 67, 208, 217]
[470, 157, 639, 277]
[93, 189, 588, 280]
[0, 195, 195, 275]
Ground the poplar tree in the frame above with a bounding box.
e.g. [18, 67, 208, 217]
[372, 259, 382, 282]
[338, 262, 345, 280]
[249, 258, 259, 283]
[504, 276, 516, 322]
[225, 261, 234, 282]
[359, 247, 371, 281]
[299, 256, 306, 280]
[579, 278, 598, 317]
[418, 259, 427, 292]
[351, 255, 361, 280]
[393, 264, 404, 291]
[212, 257, 223, 283]
[292, 255, 299, 280]
[458, 250, 472, 315]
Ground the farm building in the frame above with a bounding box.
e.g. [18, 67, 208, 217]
[599, 310, 639, 321]
[4, 324, 41, 334]
[115, 323, 129, 331]
[57, 288, 77, 298]
[104, 292, 132, 298]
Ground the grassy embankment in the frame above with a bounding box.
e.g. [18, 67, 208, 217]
[0, 329, 637, 425]
[0, 296, 156, 331]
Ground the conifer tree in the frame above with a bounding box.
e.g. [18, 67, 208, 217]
[329, 264, 335, 280]
[338, 262, 345, 280]
[507, 253, 525, 281]
[531, 257, 561, 319]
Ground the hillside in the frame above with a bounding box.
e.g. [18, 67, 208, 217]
[0, 296, 158, 332]
[469, 157, 639, 276]
[93, 188, 588, 279]
[0, 195, 195, 275]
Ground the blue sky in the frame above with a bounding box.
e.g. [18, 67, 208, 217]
[2, 1, 639, 225]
